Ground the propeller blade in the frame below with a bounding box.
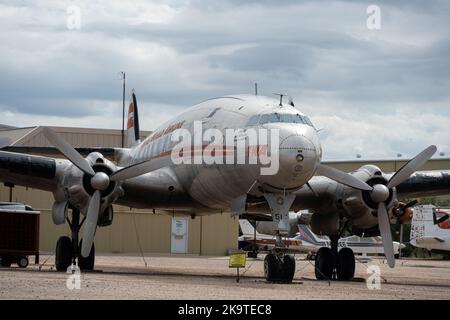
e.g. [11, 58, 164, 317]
[377, 202, 395, 268]
[387, 145, 437, 189]
[42, 127, 95, 176]
[81, 190, 101, 258]
[316, 164, 373, 191]
[110, 157, 167, 181]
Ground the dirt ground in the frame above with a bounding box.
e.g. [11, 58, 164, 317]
[1, 254, 449, 299]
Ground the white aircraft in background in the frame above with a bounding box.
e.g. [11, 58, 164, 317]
[0, 91, 449, 283]
[240, 219, 404, 258]
[410, 205, 450, 256]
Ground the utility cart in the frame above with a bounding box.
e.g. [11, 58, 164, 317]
[0, 202, 40, 268]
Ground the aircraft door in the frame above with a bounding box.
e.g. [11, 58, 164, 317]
[171, 216, 189, 254]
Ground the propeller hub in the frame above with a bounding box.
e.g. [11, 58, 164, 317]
[91, 172, 110, 191]
[370, 184, 390, 203]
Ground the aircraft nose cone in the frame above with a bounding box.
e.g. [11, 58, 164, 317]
[258, 134, 319, 191]
[279, 134, 318, 177]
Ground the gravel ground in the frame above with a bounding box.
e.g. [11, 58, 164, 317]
[0, 254, 449, 299]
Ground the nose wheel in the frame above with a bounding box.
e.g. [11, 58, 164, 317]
[264, 252, 296, 282]
[263, 193, 297, 283]
[314, 237, 355, 281]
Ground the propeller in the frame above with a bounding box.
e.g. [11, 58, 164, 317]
[317, 145, 437, 268]
[43, 128, 164, 257]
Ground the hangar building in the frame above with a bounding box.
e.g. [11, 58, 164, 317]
[0, 125, 449, 256]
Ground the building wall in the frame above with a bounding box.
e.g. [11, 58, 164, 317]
[0, 185, 239, 256]
[0, 126, 239, 256]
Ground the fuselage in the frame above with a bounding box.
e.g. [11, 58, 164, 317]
[124, 94, 321, 210]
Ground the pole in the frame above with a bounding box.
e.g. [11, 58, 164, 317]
[254, 82, 258, 96]
[399, 224, 403, 259]
[121, 72, 126, 148]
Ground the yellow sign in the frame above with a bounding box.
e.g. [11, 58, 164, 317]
[229, 252, 246, 268]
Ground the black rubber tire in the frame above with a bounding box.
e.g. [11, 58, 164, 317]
[282, 255, 296, 282]
[17, 256, 29, 268]
[336, 248, 355, 281]
[55, 236, 73, 271]
[247, 251, 258, 259]
[315, 247, 333, 280]
[1, 256, 12, 267]
[78, 239, 95, 271]
[264, 254, 280, 281]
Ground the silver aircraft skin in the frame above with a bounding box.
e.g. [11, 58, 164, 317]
[120, 94, 320, 212]
[0, 92, 449, 282]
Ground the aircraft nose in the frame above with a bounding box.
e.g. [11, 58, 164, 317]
[278, 134, 318, 180]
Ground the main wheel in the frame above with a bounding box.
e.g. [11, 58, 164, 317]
[315, 247, 333, 280]
[55, 236, 73, 271]
[78, 239, 95, 271]
[264, 254, 281, 281]
[282, 255, 295, 282]
[17, 256, 29, 268]
[336, 248, 355, 281]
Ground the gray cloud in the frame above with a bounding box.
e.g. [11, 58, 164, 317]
[0, 0, 449, 158]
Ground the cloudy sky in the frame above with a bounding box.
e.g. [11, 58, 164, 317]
[1, 0, 449, 160]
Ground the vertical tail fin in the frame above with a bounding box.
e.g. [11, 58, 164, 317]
[126, 92, 140, 148]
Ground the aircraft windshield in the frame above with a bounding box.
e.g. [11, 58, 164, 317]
[247, 113, 314, 127]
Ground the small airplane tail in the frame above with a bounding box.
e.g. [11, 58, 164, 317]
[126, 91, 140, 148]
[297, 224, 328, 246]
[239, 220, 263, 237]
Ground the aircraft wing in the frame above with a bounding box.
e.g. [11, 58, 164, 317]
[2, 146, 117, 160]
[0, 150, 192, 212]
[0, 150, 65, 192]
[291, 170, 450, 212]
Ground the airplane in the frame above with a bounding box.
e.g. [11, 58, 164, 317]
[410, 205, 450, 257]
[240, 219, 404, 259]
[238, 219, 307, 255]
[1, 92, 450, 283]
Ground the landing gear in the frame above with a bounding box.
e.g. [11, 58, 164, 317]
[336, 248, 355, 281]
[263, 193, 297, 283]
[264, 252, 296, 282]
[78, 240, 95, 271]
[315, 247, 333, 280]
[55, 236, 72, 271]
[55, 208, 95, 271]
[314, 237, 355, 281]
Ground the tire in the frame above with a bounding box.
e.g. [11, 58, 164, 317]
[336, 248, 355, 281]
[78, 239, 95, 271]
[17, 256, 29, 268]
[264, 254, 281, 281]
[1, 256, 12, 267]
[282, 255, 295, 282]
[315, 247, 333, 280]
[247, 251, 258, 259]
[55, 236, 73, 271]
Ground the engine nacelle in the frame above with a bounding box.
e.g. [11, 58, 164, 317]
[341, 165, 398, 230]
[59, 152, 123, 221]
[52, 200, 69, 225]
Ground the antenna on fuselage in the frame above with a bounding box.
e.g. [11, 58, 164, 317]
[273, 93, 285, 106]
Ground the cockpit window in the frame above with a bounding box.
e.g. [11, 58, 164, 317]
[247, 113, 315, 127]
